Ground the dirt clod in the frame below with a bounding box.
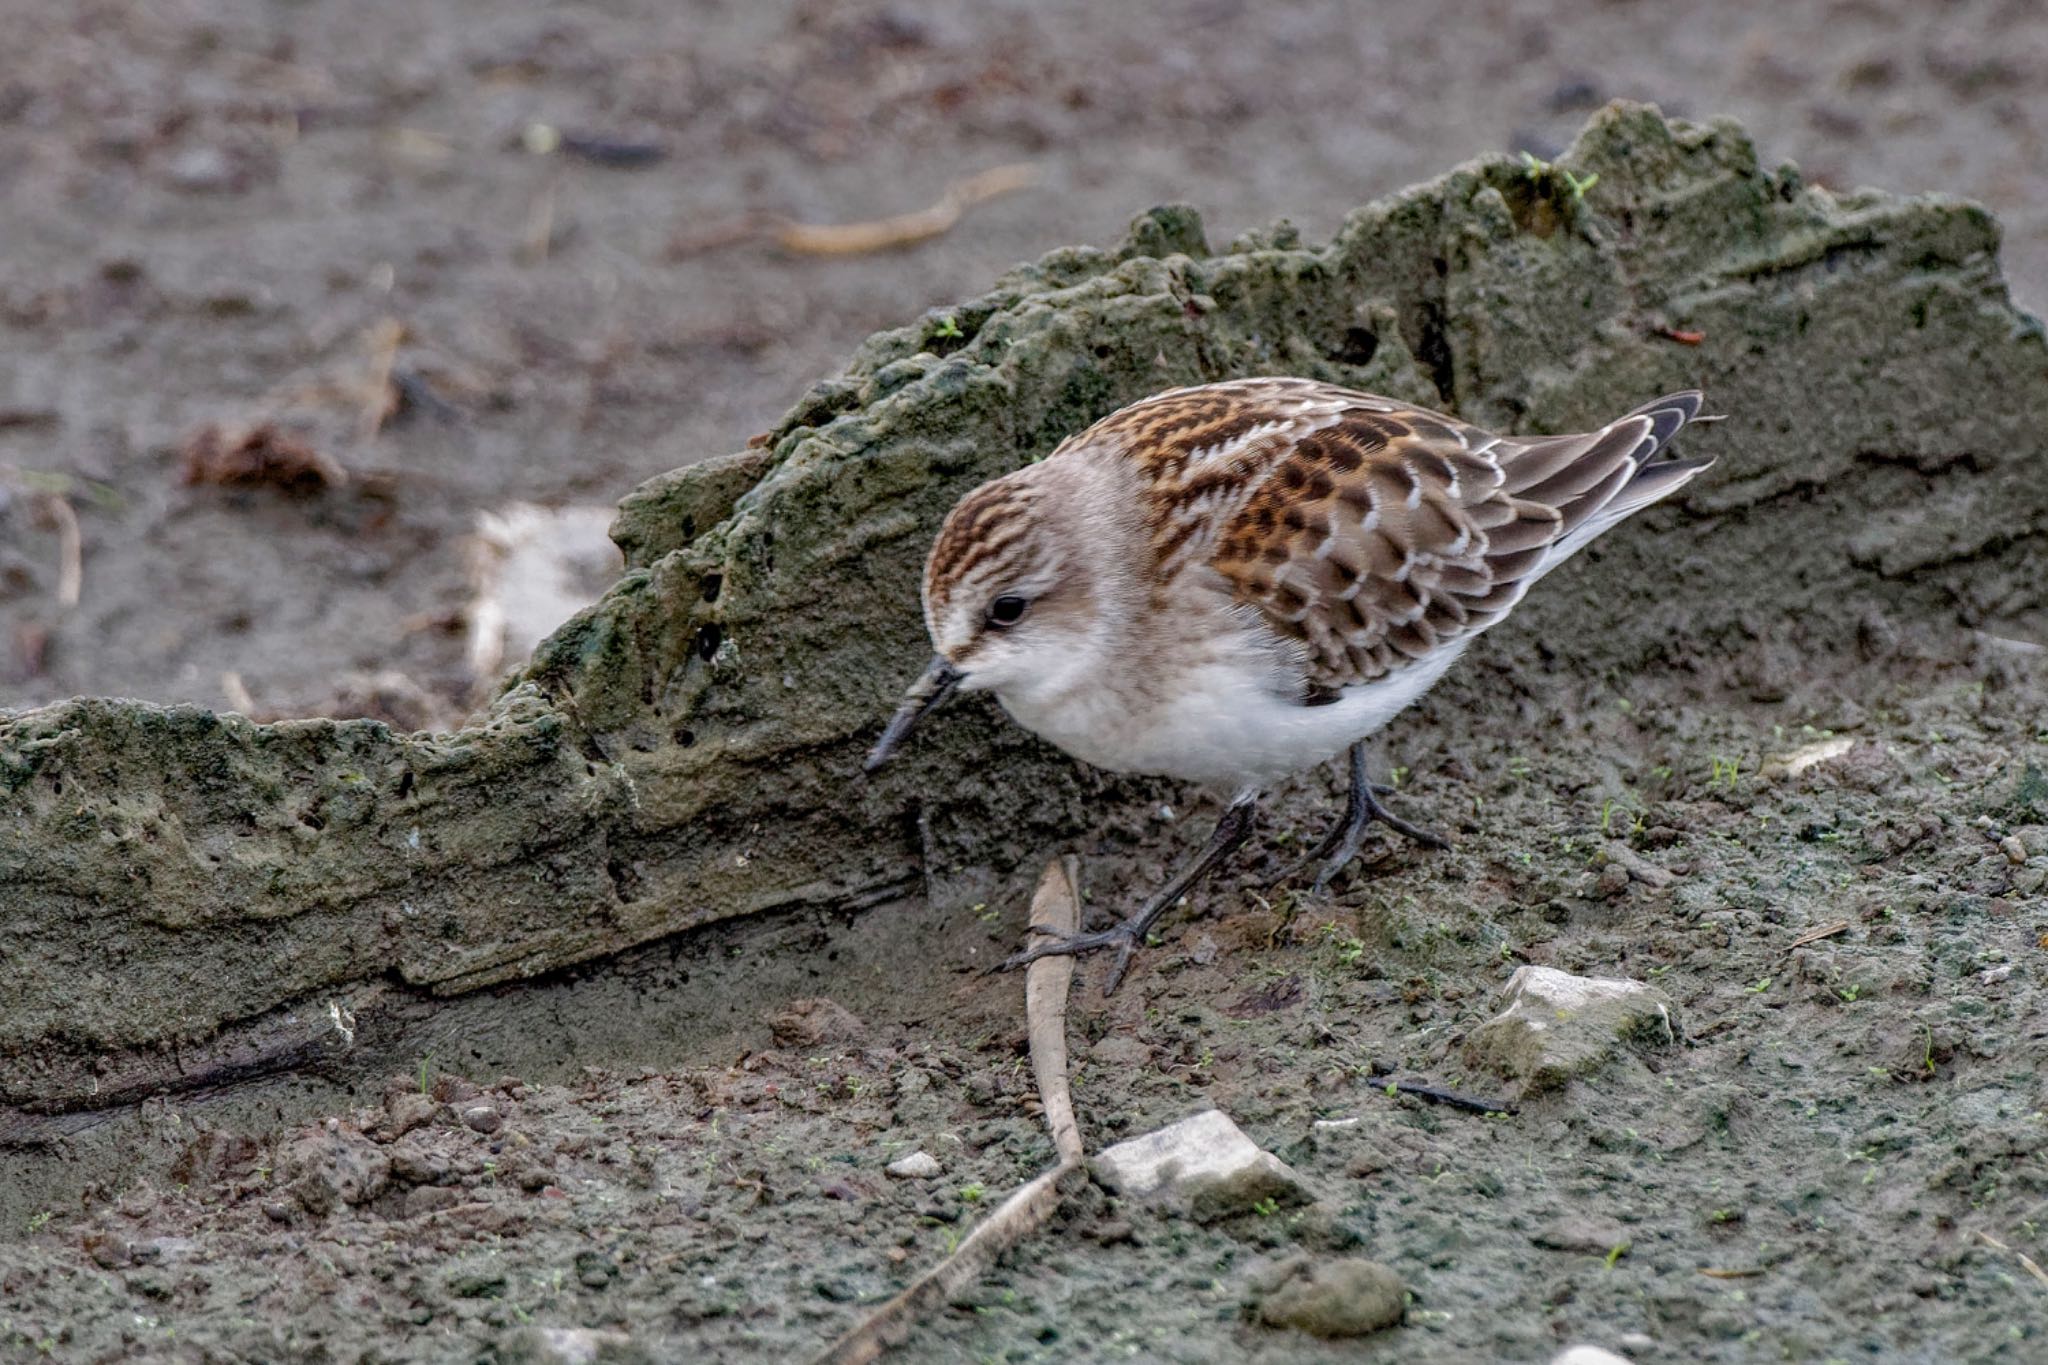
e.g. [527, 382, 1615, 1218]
[279, 1126, 392, 1215]
[766, 996, 867, 1048]
[1256, 1257, 1406, 1338]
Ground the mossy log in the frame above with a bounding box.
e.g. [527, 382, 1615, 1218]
[4, 104, 2044, 1116]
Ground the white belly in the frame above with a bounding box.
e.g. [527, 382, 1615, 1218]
[998, 643, 1467, 793]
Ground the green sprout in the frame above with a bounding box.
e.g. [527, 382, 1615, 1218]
[1519, 151, 1598, 200]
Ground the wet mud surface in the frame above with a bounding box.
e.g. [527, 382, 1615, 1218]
[6, 646, 2046, 1362]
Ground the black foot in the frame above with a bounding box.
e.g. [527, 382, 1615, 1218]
[1274, 745, 1449, 893]
[997, 922, 1145, 995]
[993, 796, 1259, 995]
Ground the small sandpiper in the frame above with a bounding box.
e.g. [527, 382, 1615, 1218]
[866, 377, 1712, 991]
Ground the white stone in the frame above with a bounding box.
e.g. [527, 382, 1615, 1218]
[1092, 1109, 1310, 1220]
[1761, 735, 1855, 778]
[515, 1327, 634, 1364]
[1551, 1348, 1634, 1365]
[1504, 965, 1663, 1016]
[885, 1150, 942, 1179]
[1465, 966, 1679, 1094]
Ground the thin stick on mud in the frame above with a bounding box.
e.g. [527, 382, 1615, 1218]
[1787, 919, 1851, 950]
[220, 671, 258, 717]
[1026, 854, 1084, 1164]
[775, 163, 1040, 256]
[669, 163, 1041, 261]
[519, 178, 560, 265]
[356, 318, 405, 442]
[1977, 1231, 2048, 1292]
[812, 857, 1085, 1365]
[42, 493, 81, 608]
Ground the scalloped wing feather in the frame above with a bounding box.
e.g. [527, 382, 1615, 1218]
[1087, 380, 1709, 690]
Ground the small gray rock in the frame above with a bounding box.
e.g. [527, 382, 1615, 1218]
[461, 1104, 503, 1134]
[1464, 966, 1679, 1094]
[576, 1249, 616, 1289]
[388, 1140, 452, 1186]
[382, 1090, 439, 1139]
[496, 1327, 639, 1365]
[163, 146, 240, 193]
[1257, 1257, 1405, 1338]
[767, 996, 866, 1048]
[1090, 1034, 1152, 1067]
[277, 1127, 391, 1216]
[404, 1185, 461, 1218]
[1093, 1109, 1311, 1221]
[1531, 1212, 1630, 1255]
[885, 1150, 942, 1179]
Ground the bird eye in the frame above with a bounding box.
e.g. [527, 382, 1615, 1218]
[986, 595, 1029, 629]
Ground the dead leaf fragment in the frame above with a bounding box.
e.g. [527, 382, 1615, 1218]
[179, 423, 346, 494]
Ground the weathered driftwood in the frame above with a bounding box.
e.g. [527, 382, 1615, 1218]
[5, 104, 2045, 1114]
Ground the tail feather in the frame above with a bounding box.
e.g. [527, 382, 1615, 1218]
[1522, 390, 1713, 573]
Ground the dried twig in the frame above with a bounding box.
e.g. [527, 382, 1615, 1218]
[41, 494, 81, 608]
[776, 163, 1039, 256]
[1977, 1231, 2048, 1292]
[519, 178, 560, 265]
[1788, 920, 1851, 951]
[1699, 1266, 1767, 1279]
[221, 672, 257, 717]
[814, 857, 1085, 1364]
[670, 163, 1040, 261]
[1027, 855, 1084, 1163]
[356, 317, 405, 442]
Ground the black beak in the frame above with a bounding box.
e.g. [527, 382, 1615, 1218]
[863, 657, 964, 773]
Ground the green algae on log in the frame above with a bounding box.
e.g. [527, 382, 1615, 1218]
[4, 104, 2045, 1114]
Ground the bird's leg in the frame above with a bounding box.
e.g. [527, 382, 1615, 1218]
[997, 795, 1258, 994]
[1277, 742, 1449, 894]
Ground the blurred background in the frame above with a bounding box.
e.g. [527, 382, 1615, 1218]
[1, 0, 2042, 723]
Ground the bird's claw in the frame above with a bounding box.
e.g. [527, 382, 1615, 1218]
[996, 923, 1145, 994]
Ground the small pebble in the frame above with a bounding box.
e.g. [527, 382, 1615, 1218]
[2000, 835, 2027, 864]
[462, 1105, 503, 1134]
[164, 145, 239, 193]
[886, 1150, 941, 1179]
[576, 1253, 614, 1289]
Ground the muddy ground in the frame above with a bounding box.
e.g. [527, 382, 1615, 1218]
[4, 647, 2046, 1362]
[4, 1, 2048, 1362]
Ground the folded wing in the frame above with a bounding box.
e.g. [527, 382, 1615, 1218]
[1208, 387, 1709, 689]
